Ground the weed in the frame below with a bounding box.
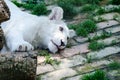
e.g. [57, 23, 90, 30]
[69, 19, 97, 37]
[12, 0, 23, 7]
[82, 70, 109, 80]
[81, 4, 97, 12]
[95, 7, 106, 15]
[32, 2, 47, 15]
[109, 0, 120, 5]
[57, 0, 78, 18]
[88, 41, 105, 51]
[84, 0, 103, 5]
[38, 50, 49, 56]
[76, 19, 97, 37]
[108, 61, 120, 70]
[12, 0, 48, 15]
[45, 55, 61, 65]
[86, 55, 92, 63]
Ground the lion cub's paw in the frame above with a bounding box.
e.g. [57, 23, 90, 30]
[11, 41, 34, 52]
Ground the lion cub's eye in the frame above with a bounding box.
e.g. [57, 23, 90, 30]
[59, 27, 64, 32]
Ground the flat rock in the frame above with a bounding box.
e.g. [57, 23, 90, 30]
[61, 43, 89, 57]
[65, 75, 82, 80]
[87, 46, 120, 59]
[36, 64, 54, 75]
[41, 68, 77, 80]
[97, 20, 119, 30]
[76, 60, 111, 73]
[53, 55, 86, 69]
[94, 13, 120, 21]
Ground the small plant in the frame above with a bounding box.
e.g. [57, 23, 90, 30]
[109, 0, 120, 5]
[82, 70, 109, 80]
[96, 7, 106, 15]
[45, 55, 61, 65]
[32, 2, 47, 15]
[76, 19, 97, 37]
[57, 0, 78, 18]
[84, 0, 103, 4]
[81, 4, 97, 12]
[38, 50, 49, 56]
[86, 55, 92, 63]
[108, 61, 120, 70]
[88, 41, 105, 51]
[12, 0, 23, 7]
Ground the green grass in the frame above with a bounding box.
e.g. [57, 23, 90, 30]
[88, 41, 105, 51]
[76, 19, 97, 37]
[57, 0, 78, 18]
[32, 2, 47, 15]
[12, 0, 48, 16]
[82, 70, 109, 80]
[81, 4, 97, 12]
[109, 0, 120, 5]
[38, 50, 49, 56]
[45, 55, 61, 65]
[68, 19, 97, 37]
[108, 61, 120, 70]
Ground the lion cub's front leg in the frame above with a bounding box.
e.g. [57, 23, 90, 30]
[6, 31, 34, 52]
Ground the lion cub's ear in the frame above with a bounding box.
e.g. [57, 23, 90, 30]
[49, 7, 63, 20]
[69, 29, 76, 38]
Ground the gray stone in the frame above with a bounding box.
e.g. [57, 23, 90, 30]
[54, 55, 86, 69]
[65, 75, 82, 80]
[76, 60, 111, 73]
[41, 68, 77, 80]
[87, 46, 120, 59]
[61, 43, 89, 57]
[37, 64, 54, 75]
[97, 20, 119, 30]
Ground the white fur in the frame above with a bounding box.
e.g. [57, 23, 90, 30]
[1, 0, 75, 53]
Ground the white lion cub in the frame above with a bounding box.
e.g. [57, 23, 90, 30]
[1, 0, 76, 53]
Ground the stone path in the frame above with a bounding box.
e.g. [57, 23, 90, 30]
[36, 13, 120, 80]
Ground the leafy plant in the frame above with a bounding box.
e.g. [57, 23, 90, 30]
[32, 2, 47, 15]
[88, 41, 105, 51]
[38, 50, 49, 56]
[45, 55, 61, 65]
[76, 19, 97, 37]
[109, 0, 120, 5]
[81, 4, 97, 12]
[84, 0, 103, 4]
[57, 0, 78, 18]
[108, 61, 120, 70]
[82, 70, 109, 80]
[12, 0, 23, 7]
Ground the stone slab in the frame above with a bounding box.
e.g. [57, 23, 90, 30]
[41, 68, 77, 80]
[87, 46, 120, 59]
[37, 64, 54, 75]
[61, 43, 89, 57]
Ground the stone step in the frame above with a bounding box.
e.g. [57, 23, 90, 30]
[36, 64, 54, 75]
[97, 20, 119, 30]
[75, 60, 111, 74]
[53, 55, 86, 69]
[94, 13, 120, 22]
[40, 68, 77, 80]
[61, 43, 89, 57]
[75, 22, 120, 43]
[61, 35, 120, 58]
[87, 46, 120, 59]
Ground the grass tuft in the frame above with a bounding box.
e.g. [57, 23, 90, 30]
[82, 70, 109, 80]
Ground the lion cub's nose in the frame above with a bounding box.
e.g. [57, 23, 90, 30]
[61, 40, 65, 46]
